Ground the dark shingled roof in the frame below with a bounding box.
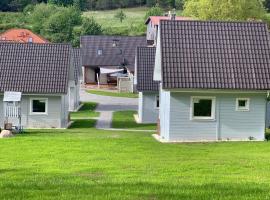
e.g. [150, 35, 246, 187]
[136, 46, 159, 92]
[73, 48, 82, 83]
[159, 20, 270, 90]
[80, 35, 146, 71]
[0, 42, 71, 94]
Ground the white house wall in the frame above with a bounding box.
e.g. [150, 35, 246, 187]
[138, 92, 159, 123]
[61, 93, 69, 128]
[146, 22, 155, 41]
[0, 95, 68, 129]
[218, 94, 266, 140]
[154, 27, 162, 81]
[160, 89, 171, 140]
[75, 83, 80, 109]
[84, 67, 96, 83]
[68, 80, 80, 112]
[160, 91, 266, 142]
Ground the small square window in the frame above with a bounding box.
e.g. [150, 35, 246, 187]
[97, 49, 103, 56]
[236, 98, 250, 111]
[28, 37, 33, 43]
[30, 98, 47, 115]
[155, 95, 159, 109]
[191, 97, 216, 120]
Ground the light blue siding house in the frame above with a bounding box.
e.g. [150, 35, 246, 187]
[154, 20, 270, 142]
[135, 46, 159, 123]
[0, 43, 74, 128]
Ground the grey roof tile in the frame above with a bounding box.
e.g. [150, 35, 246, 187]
[80, 35, 146, 71]
[159, 20, 270, 90]
[0, 42, 71, 94]
[136, 46, 159, 92]
[73, 47, 82, 83]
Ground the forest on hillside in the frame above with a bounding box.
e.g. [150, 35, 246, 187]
[0, 0, 269, 47]
[0, 0, 183, 11]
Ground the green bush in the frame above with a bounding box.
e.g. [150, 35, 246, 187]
[266, 130, 270, 141]
[145, 5, 163, 19]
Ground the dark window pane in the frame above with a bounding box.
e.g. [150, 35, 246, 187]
[238, 100, 246, 107]
[156, 95, 159, 108]
[194, 99, 212, 117]
[32, 100, 46, 113]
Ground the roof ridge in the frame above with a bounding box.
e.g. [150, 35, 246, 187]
[160, 19, 267, 25]
[81, 35, 145, 38]
[0, 42, 72, 47]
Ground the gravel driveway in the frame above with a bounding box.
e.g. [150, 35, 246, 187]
[80, 89, 138, 129]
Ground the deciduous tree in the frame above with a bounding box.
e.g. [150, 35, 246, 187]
[264, 0, 270, 12]
[114, 9, 127, 23]
[145, 4, 163, 19]
[183, 0, 266, 21]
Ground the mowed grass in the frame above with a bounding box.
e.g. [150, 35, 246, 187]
[83, 7, 185, 36]
[87, 89, 138, 98]
[112, 110, 157, 130]
[1, 123, 270, 199]
[1, 105, 270, 199]
[83, 7, 148, 36]
[70, 102, 99, 119]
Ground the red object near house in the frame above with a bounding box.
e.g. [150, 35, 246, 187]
[0, 29, 49, 43]
[145, 16, 192, 26]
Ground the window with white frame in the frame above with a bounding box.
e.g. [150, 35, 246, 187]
[155, 95, 160, 109]
[97, 49, 103, 56]
[30, 98, 48, 114]
[236, 98, 250, 111]
[191, 97, 216, 120]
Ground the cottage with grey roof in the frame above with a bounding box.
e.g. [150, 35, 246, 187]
[154, 20, 270, 142]
[135, 46, 159, 123]
[80, 35, 146, 92]
[0, 42, 76, 128]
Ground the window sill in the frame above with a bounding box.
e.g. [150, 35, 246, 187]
[29, 112, 48, 116]
[191, 118, 216, 122]
[236, 109, 250, 112]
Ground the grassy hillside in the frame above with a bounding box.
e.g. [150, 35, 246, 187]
[0, 7, 184, 39]
[83, 7, 184, 36]
[83, 7, 148, 36]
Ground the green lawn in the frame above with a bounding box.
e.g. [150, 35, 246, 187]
[83, 7, 148, 36]
[83, 7, 184, 36]
[87, 89, 138, 98]
[112, 110, 157, 130]
[70, 102, 99, 119]
[1, 118, 270, 199]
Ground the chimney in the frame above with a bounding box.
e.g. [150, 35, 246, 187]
[168, 11, 171, 18]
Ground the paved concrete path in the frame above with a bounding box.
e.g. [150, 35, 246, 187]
[80, 89, 138, 129]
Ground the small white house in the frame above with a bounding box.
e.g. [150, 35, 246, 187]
[154, 20, 270, 142]
[0, 42, 75, 128]
[135, 46, 159, 123]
